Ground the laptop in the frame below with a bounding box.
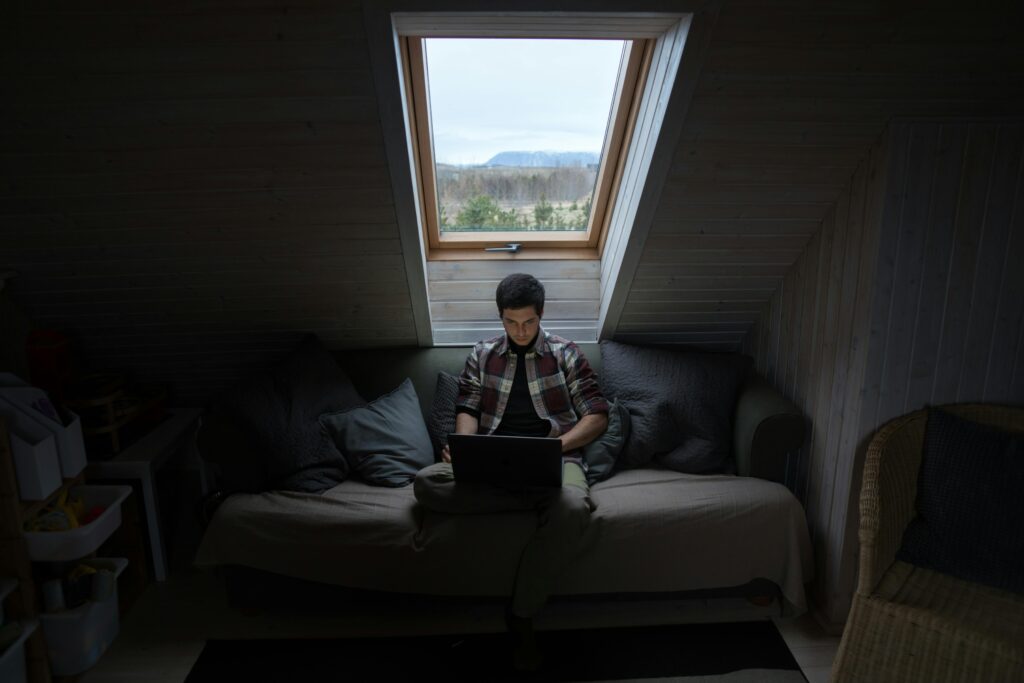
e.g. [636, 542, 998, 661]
[447, 433, 563, 490]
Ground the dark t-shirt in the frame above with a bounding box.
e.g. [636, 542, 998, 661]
[493, 341, 551, 438]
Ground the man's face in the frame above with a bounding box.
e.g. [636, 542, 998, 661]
[501, 306, 542, 346]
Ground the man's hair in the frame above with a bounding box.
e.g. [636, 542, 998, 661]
[496, 273, 545, 316]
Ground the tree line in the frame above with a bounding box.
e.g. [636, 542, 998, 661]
[443, 194, 593, 231]
[437, 164, 597, 230]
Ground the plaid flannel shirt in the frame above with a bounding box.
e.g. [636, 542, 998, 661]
[455, 328, 609, 447]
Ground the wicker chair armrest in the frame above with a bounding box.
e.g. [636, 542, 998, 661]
[857, 410, 926, 596]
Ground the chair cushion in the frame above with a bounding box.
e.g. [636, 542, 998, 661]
[598, 340, 752, 473]
[897, 408, 1024, 594]
[320, 378, 434, 487]
[875, 560, 1024, 655]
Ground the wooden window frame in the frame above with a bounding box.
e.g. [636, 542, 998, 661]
[397, 30, 653, 261]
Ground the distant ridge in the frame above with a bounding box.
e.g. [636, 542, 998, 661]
[484, 150, 599, 168]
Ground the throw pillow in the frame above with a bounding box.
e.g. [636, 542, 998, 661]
[320, 378, 434, 487]
[897, 408, 1024, 594]
[582, 399, 631, 485]
[202, 334, 365, 494]
[426, 371, 460, 461]
[598, 340, 753, 473]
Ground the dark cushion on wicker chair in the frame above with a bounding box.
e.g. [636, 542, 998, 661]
[897, 408, 1024, 595]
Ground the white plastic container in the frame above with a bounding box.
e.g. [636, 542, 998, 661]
[0, 391, 86, 478]
[39, 558, 127, 676]
[0, 618, 37, 683]
[0, 401, 61, 501]
[23, 485, 132, 562]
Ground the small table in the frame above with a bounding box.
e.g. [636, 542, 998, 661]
[86, 407, 201, 581]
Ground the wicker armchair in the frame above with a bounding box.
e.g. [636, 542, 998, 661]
[831, 404, 1024, 683]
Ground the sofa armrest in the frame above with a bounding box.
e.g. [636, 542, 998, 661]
[732, 375, 806, 482]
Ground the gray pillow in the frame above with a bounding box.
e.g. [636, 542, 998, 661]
[426, 372, 460, 461]
[583, 399, 631, 485]
[201, 334, 364, 494]
[320, 378, 434, 487]
[599, 340, 752, 474]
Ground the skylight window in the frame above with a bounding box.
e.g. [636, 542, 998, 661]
[399, 32, 650, 257]
[425, 38, 623, 235]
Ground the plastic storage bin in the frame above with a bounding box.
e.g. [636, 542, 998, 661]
[39, 557, 127, 676]
[0, 400, 61, 501]
[23, 485, 132, 561]
[0, 618, 37, 683]
[0, 389, 86, 478]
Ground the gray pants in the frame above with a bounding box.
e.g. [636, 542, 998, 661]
[413, 461, 594, 618]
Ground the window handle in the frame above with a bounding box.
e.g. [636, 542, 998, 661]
[483, 243, 522, 253]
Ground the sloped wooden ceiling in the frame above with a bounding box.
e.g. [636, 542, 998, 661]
[1, 1, 415, 403]
[2, 0, 1023, 404]
[613, 0, 1024, 348]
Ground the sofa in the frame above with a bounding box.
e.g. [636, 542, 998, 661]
[193, 340, 815, 617]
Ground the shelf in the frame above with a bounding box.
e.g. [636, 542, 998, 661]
[79, 393, 164, 437]
[64, 377, 168, 457]
[1, 417, 52, 683]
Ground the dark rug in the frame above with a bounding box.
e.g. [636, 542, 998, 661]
[185, 620, 804, 682]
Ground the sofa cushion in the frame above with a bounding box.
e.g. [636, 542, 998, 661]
[583, 399, 630, 485]
[426, 371, 459, 461]
[598, 341, 752, 473]
[320, 378, 434, 487]
[202, 334, 364, 494]
[897, 408, 1024, 594]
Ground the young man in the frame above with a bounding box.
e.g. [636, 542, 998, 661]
[414, 273, 609, 670]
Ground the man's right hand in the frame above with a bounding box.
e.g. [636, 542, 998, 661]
[444, 412, 479, 465]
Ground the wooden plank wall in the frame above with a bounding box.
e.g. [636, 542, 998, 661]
[613, 2, 1024, 348]
[754, 135, 889, 628]
[2, 0, 1023, 408]
[427, 260, 601, 344]
[754, 120, 1024, 628]
[0, 1, 417, 404]
[841, 120, 1024, 618]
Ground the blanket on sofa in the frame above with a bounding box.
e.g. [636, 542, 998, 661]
[194, 466, 813, 614]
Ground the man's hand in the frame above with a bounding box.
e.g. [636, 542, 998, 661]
[443, 412, 479, 464]
[558, 412, 609, 453]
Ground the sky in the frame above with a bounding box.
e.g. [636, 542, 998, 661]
[423, 38, 625, 165]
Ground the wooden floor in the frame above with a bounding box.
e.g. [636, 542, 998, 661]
[78, 568, 840, 682]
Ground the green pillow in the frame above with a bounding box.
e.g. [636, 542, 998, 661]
[583, 400, 631, 485]
[319, 378, 434, 487]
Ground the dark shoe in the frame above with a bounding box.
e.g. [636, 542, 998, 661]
[505, 607, 544, 673]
